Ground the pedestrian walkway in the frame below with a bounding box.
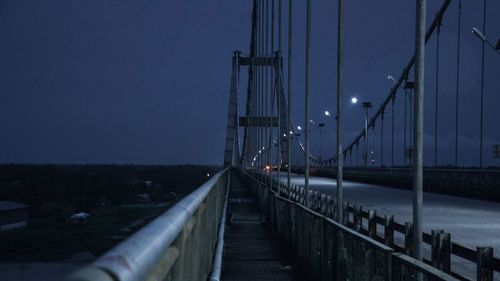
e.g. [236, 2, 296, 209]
[220, 173, 306, 281]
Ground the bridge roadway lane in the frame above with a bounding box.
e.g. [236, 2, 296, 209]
[271, 172, 500, 279]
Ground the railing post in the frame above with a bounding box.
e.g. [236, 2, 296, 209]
[385, 251, 392, 281]
[353, 205, 362, 232]
[431, 230, 451, 273]
[404, 222, 413, 256]
[477, 247, 493, 281]
[368, 210, 376, 238]
[342, 202, 349, 225]
[384, 215, 394, 246]
[320, 194, 327, 215]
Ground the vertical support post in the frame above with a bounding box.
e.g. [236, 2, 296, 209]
[223, 52, 240, 167]
[384, 215, 394, 246]
[368, 210, 376, 238]
[276, 54, 281, 195]
[353, 205, 362, 231]
[413, 0, 426, 262]
[278, 0, 282, 52]
[381, 112, 384, 167]
[364, 110, 369, 168]
[431, 230, 451, 273]
[287, 0, 293, 198]
[404, 89, 408, 166]
[304, 0, 311, 207]
[479, 0, 487, 169]
[404, 222, 413, 256]
[342, 202, 349, 225]
[454, 0, 462, 167]
[391, 95, 395, 168]
[336, 0, 345, 222]
[477, 247, 493, 281]
[372, 124, 375, 166]
[434, 20, 441, 167]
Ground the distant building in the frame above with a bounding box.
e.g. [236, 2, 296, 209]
[0, 201, 29, 231]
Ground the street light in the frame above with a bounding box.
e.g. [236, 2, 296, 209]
[472, 26, 498, 168]
[318, 122, 325, 162]
[294, 132, 302, 165]
[352, 97, 372, 167]
[472, 27, 499, 54]
[325, 110, 338, 120]
[309, 119, 326, 162]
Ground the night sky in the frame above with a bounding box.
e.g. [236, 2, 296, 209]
[0, 1, 499, 166]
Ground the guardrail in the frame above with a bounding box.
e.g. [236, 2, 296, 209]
[242, 170, 469, 281]
[68, 167, 231, 281]
[286, 168, 500, 280]
[264, 171, 500, 281]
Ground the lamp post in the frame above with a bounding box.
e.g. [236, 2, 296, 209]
[319, 123, 325, 163]
[295, 132, 302, 165]
[352, 97, 372, 167]
[309, 119, 325, 163]
[472, 26, 499, 168]
[297, 126, 303, 166]
[325, 110, 338, 168]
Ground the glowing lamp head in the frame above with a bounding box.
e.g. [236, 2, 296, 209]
[472, 27, 486, 41]
[351, 97, 358, 104]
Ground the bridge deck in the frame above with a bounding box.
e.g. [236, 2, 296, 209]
[221, 173, 306, 281]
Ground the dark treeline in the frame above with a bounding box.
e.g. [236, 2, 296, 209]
[0, 164, 220, 215]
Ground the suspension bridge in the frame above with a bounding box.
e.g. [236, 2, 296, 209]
[69, 0, 499, 281]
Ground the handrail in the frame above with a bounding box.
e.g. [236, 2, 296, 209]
[68, 167, 231, 281]
[208, 170, 231, 281]
[393, 253, 460, 281]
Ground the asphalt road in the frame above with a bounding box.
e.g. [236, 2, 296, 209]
[272, 172, 500, 280]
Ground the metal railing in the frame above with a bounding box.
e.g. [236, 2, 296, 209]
[242, 170, 461, 281]
[68, 167, 230, 281]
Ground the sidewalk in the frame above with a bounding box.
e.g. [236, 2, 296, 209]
[220, 172, 306, 281]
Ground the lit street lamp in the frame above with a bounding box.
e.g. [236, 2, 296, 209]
[352, 97, 372, 167]
[471, 26, 499, 168]
[472, 27, 500, 54]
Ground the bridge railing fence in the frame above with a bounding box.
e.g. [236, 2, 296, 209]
[285, 168, 500, 281]
[68, 167, 231, 281]
[242, 170, 493, 281]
